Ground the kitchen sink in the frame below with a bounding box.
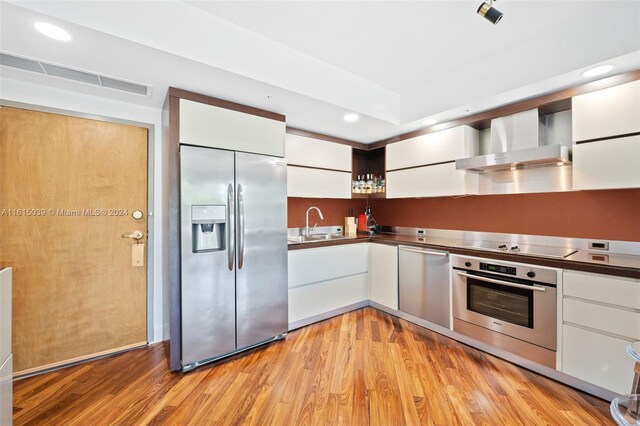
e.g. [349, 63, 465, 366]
[288, 233, 352, 244]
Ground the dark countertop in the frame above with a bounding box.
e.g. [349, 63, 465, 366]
[287, 235, 370, 250]
[288, 233, 640, 279]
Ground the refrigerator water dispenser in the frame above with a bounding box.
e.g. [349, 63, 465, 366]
[192, 204, 226, 252]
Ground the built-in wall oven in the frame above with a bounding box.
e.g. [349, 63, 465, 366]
[452, 256, 558, 368]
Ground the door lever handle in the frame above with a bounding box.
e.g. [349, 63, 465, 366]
[121, 230, 144, 240]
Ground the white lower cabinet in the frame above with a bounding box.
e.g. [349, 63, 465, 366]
[561, 270, 640, 394]
[562, 325, 634, 395]
[0, 268, 10, 426]
[369, 243, 398, 310]
[0, 355, 11, 426]
[289, 275, 369, 325]
[288, 243, 369, 327]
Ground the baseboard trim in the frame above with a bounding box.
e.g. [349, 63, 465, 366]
[151, 323, 169, 344]
[288, 301, 369, 331]
[14, 341, 148, 380]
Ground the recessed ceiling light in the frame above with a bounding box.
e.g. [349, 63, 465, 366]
[422, 118, 438, 126]
[343, 113, 359, 122]
[582, 64, 613, 78]
[34, 22, 71, 41]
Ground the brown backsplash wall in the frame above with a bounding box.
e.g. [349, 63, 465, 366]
[288, 198, 368, 228]
[368, 189, 640, 242]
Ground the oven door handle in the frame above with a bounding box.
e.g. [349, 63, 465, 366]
[456, 271, 546, 292]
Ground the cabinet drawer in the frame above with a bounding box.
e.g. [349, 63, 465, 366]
[386, 126, 478, 170]
[572, 135, 640, 190]
[563, 270, 640, 310]
[288, 244, 369, 288]
[289, 273, 369, 324]
[179, 99, 285, 157]
[562, 325, 634, 394]
[285, 133, 351, 171]
[287, 166, 351, 199]
[386, 162, 469, 198]
[563, 298, 640, 341]
[572, 80, 640, 142]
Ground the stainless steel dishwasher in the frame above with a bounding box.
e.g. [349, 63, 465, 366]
[398, 245, 450, 328]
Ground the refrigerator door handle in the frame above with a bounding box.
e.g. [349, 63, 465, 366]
[237, 183, 245, 269]
[227, 183, 235, 270]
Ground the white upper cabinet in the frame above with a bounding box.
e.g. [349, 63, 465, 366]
[284, 132, 352, 198]
[572, 80, 640, 142]
[287, 166, 351, 199]
[573, 135, 640, 190]
[385, 125, 479, 198]
[285, 133, 351, 171]
[179, 99, 285, 157]
[572, 81, 640, 190]
[387, 162, 476, 198]
[386, 125, 478, 171]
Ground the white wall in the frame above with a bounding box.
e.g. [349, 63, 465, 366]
[0, 78, 167, 343]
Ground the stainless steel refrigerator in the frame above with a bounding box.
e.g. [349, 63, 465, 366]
[179, 145, 288, 372]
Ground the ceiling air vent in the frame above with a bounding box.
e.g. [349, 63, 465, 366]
[41, 63, 101, 85]
[99, 76, 148, 96]
[0, 53, 44, 73]
[0, 52, 150, 97]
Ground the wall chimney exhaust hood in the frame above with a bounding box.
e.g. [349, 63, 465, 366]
[456, 109, 571, 173]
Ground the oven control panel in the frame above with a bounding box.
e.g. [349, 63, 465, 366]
[452, 256, 558, 285]
[479, 262, 516, 275]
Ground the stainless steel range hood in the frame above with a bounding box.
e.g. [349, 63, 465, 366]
[456, 109, 571, 173]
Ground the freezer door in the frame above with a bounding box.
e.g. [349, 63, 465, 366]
[180, 145, 236, 367]
[235, 152, 288, 348]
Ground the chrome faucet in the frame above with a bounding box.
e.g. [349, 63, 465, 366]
[305, 206, 324, 237]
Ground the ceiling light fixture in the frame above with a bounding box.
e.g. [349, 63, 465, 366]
[422, 118, 438, 126]
[582, 64, 614, 78]
[343, 113, 359, 122]
[34, 22, 71, 41]
[477, 0, 503, 24]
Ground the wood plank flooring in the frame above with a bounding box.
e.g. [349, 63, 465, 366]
[13, 307, 613, 425]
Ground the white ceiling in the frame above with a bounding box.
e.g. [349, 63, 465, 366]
[1, 1, 639, 143]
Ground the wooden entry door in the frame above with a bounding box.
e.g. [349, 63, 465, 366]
[0, 107, 148, 375]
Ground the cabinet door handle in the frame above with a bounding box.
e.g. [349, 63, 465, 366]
[399, 246, 448, 257]
[456, 271, 546, 292]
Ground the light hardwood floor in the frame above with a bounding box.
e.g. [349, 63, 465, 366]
[13, 307, 612, 425]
